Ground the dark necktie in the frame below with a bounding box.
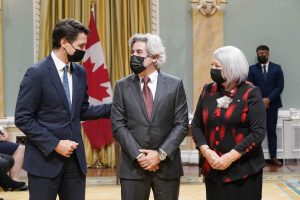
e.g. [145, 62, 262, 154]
[63, 65, 72, 110]
[142, 77, 153, 119]
[262, 65, 267, 78]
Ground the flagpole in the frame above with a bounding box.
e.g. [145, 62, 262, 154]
[90, 1, 96, 21]
[88, 1, 106, 170]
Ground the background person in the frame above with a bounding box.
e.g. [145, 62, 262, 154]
[248, 45, 284, 166]
[0, 153, 27, 191]
[0, 127, 25, 182]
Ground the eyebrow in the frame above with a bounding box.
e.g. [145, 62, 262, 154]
[132, 48, 144, 51]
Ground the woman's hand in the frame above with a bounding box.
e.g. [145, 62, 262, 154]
[200, 145, 221, 168]
[214, 149, 242, 170]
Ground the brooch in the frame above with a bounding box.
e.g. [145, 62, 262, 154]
[216, 96, 233, 109]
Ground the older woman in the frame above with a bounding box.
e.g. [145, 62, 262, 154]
[192, 46, 266, 200]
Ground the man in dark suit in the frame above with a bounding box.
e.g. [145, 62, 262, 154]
[248, 45, 284, 166]
[14, 18, 111, 200]
[111, 33, 188, 200]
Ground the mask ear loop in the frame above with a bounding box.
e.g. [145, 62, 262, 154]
[69, 42, 78, 51]
[143, 54, 154, 68]
[146, 54, 159, 68]
[64, 41, 76, 57]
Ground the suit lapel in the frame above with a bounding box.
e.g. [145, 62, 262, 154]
[129, 75, 149, 121]
[151, 72, 167, 122]
[255, 63, 265, 80]
[71, 63, 78, 119]
[266, 62, 274, 78]
[46, 56, 71, 115]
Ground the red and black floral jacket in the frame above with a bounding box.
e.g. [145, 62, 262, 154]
[192, 82, 266, 183]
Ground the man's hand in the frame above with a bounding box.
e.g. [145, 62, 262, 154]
[263, 98, 270, 109]
[138, 153, 158, 171]
[138, 149, 161, 172]
[0, 128, 9, 141]
[55, 140, 78, 158]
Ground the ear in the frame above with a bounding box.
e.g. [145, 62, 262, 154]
[60, 38, 68, 49]
[151, 55, 158, 63]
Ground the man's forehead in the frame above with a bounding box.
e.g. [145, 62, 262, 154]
[132, 41, 147, 50]
[257, 50, 269, 54]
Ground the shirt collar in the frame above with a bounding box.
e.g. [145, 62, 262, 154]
[51, 51, 70, 72]
[260, 61, 269, 68]
[139, 70, 158, 83]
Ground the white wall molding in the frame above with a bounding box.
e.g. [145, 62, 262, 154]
[0, 116, 15, 127]
[3, 109, 299, 164]
[150, 0, 159, 34]
[33, 0, 40, 62]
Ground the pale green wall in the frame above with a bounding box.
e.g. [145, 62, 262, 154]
[224, 0, 300, 109]
[160, 0, 300, 110]
[3, 0, 34, 116]
[3, 0, 299, 116]
[159, 0, 193, 112]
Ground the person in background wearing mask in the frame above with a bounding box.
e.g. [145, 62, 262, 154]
[192, 46, 266, 200]
[15, 18, 111, 200]
[248, 45, 284, 166]
[111, 33, 188, 200]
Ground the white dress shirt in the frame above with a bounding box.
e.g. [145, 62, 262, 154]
[139, 70, 158, 100]
[261, 61, 269, 73]
[51, 51, 73, 102]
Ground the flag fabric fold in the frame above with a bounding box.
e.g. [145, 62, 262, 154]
[82, 13, 113, 149]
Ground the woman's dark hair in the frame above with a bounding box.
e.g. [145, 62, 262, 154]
[52, 18, 89, 49]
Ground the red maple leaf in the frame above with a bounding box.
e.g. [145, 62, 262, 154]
[83, 58, 110, 101]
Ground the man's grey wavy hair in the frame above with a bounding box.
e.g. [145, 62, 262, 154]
[129, 33, 166, 69]
[213, 46, 249, 85]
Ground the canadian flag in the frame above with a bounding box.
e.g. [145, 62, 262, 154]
[82, 13, 113, 149]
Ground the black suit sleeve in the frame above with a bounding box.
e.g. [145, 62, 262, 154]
[191, 85, 208, 148]
[15, 67, 60, 156]
[111, 81, 142, 161]
[159, 80, 189, 160]
[233, 88, 266, 153]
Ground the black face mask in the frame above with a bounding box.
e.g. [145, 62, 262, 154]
[257, 56, 268, 64]
[66, 43, 85, 62]
[130, 55, 148, 74]
[210, 68, 226, 85]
